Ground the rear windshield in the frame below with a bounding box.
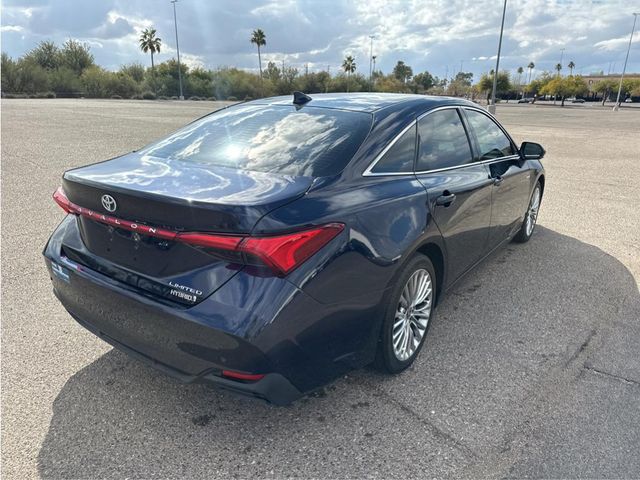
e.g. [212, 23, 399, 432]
[139, 104, 372, 177]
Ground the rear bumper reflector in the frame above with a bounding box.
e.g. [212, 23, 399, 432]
[221, 370, 266, 382]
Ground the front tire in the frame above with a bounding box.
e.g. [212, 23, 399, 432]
[375, 254, 436, 374]
[513, 182, 542, 243]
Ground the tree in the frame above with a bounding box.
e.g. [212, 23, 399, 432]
[447, 72, 473, 96]
[1, 53, 20, 92]
[250, 29, 266, 79]
[119, 63, 146, 83]
[265, 61, 281, 84]
[24, 41, 60, 70]
[527, 62, 535, 84]
[517, 66, 524, 98]
[393, 61, 413, 83]
[412, 71, 435, 92]
[81, 66, 111, 97]
[139, 28, 161, 92]
[540, 76, 587, 106]
[342, 55, 356, 92]
[59, 39, 94, 75]
[568, 61, 575, 75]
[555, 63, 562, 77]
[593, 79, 616, 105]
[477, 70, 511, 102]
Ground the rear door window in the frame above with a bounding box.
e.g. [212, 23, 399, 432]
[416, 109, 473, 171]
[464, 109, 515, 160]
[139, 105, 372, 177]
[370, 124, 417, 174]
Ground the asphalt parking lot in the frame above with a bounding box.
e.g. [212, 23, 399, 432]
[2, 99, 639, 479]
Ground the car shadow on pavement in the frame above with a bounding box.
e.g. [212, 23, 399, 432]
[36, 226, 640, 479]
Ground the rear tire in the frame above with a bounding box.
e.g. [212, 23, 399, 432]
[513, 182, 542, 243]
[374, 254, 436, 374]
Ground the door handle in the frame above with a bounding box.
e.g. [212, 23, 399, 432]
[493, 176, 504, 186]
[435, 192, 456, 206]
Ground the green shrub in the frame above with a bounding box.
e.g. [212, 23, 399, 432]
[110, 94, 122, 99]
[158, 95, 169, 100]
[49, 67, 82, 95]
[227, 96, 238, 101]
[207, 96, 217, 101]
[107, 73, 138, 99]
[81, 66, 110, 97]
[189, 95, 201, 100]
[244, 96, 253, 101]
[170, 96, 178, 100]
[141, 91, 156, 100]
[131, 94, 143, 100]
[45, 91, 56, 98]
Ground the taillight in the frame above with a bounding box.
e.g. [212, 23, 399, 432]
[177, 224, 344, 276]
[240, 225, 344, 275]
[52, 187, 344, 276]
[53, 187, 73, 213]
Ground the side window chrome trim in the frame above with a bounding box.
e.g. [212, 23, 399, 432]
[461, 106, 519, 156]
[362, 104, 521, 177]
[414, 154, 521, 175]
[363, 105, 459, 177]
[362, 120, 417, 176]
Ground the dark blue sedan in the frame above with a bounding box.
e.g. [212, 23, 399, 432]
[44, 93, 545, 405]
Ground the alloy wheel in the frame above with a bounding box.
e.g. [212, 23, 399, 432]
[525, 187, 541, 237]
[392, 269, 433, 361]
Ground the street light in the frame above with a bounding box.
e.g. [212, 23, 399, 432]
[613, 13, 639, 111]
[368, 35, 375, 91]
[489, 0, 507, 114]
[171, 0, 184, 100]
[372, 55, 377, 83]
[558, 48, 565, 77]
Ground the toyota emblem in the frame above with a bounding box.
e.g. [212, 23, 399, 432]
[101, 194, 117, 212]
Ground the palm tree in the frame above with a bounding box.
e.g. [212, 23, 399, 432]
[517, 66, 524, 98]
[250, 29, 266, 79]
[139, 28, 161, 93]
[568, 60, 575, 76]
[527, 61, 535, 84]
[342, 55, 356, 92]
[555, 63, 562, 77]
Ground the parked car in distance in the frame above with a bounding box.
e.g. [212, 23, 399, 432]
[517, 98, 532, 103]
[624, 98, 633, 103]
[45, 93, 546, 405]
[570, 98, 586, 103]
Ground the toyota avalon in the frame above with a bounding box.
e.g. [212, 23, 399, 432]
[44, 92, 545, 405]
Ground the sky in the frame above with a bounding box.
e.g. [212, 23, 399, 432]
[1, 0, 639, 81]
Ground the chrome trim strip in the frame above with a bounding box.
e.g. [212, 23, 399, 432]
[363, 103, 522, 177]
[362, 120, 417, 177]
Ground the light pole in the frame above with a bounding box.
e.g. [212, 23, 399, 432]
[171, 0, 184, 100]
[372, 55, 377, 86]
[613, 13, 639, 111]
[489, 0, 507, 114]
[368, 35, 375, 91]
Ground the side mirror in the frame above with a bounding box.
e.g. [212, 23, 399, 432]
[520, 141, 545, 160]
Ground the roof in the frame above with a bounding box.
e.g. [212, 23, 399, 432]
[250, 92, 476, 113]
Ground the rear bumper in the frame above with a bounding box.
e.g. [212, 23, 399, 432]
[44, 216, 385, 404]
[65, 304, 301, 405]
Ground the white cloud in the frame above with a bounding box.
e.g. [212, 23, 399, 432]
[594, 32, 639, 51]
[1, 0, 639, 77]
